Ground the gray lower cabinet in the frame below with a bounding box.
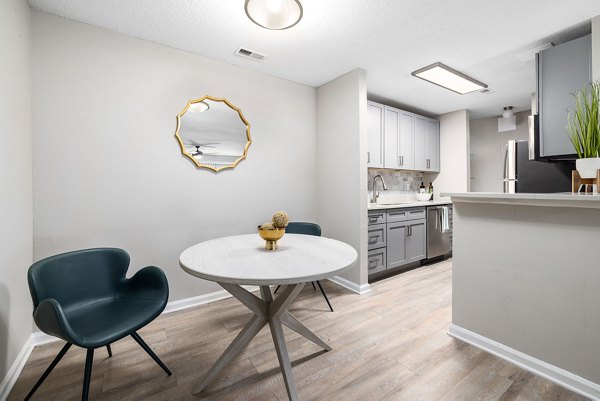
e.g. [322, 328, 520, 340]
[367, 247, 386, 275]
[405, 219, 426, 262]
[386, 221, 407, 269]
[368, 207, 427, 276]
[367, 223, 386, 250]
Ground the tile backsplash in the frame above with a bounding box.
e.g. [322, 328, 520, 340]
[368, 168, 426, 192]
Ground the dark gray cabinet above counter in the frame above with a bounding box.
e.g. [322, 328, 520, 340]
[535, 34, 591, 159]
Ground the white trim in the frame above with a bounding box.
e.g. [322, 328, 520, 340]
[31, 331, 59, 347]
[0, 336, 34, 401]
[448, 324, 600, 401]
[328, 275, 371, 294]
[162, 285, 259, 314]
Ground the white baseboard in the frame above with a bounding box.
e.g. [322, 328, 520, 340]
[328, 275, 371, 294]
[448, 324, 600, 400]
[163, 285, 259, 314]
[0, 336, 34, 401]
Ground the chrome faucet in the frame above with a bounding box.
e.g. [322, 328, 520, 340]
[371, 175, 388, 203]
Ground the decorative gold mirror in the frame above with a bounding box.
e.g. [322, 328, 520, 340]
[175, 96, 251, 172]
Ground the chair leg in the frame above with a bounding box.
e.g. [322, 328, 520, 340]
[311, 281, 316, 290]
[130, 331, 172, 376]
[106, 344, 112, 357]
[25, 342, 72, 401]
[82, 348, 94, 401]
[316, 281, 334, 312]
[274, 285, 281, 294]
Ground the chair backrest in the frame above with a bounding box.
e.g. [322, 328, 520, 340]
[28, 248, 130, 310]
[286, 222, 322, 237]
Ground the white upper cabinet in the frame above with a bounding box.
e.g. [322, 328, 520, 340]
[383, 106, 399, 169]
[426, 119, 439, 172]
[367, 101, 384, 168]
[414, 116, 440, 172]
[384, 106, 414, 170]
[368, 100, 438, 172]
[414, 116, 428, 171]
[399, 111, 415, 170]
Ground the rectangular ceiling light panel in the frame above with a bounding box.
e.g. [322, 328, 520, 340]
[411, 62, 487, 94]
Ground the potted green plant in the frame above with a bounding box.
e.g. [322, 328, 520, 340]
[568, 81, 600, 178]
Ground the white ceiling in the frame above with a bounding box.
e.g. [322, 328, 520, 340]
[28, 0, 600, 119]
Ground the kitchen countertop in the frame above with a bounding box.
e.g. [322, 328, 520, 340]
[441, 192, 600, 209]
[368, 199, 452, 210]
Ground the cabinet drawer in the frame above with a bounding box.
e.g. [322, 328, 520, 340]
[367, 248, 386, 275]
[406, 208, 426, 221]
[368, 211, 386, 225]
[367, 223, 386, 250]
[386, 209, 408, 222]
[387, 207, 425, 222]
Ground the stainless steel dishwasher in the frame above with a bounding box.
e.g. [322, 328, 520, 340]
[426, 205, 452, 259]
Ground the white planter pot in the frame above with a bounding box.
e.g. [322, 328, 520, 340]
[576, 157, 600, 179]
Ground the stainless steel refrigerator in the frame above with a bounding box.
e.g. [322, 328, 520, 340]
[503, 140, 573, 193]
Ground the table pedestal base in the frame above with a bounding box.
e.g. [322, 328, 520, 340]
[192, 283, 331, 401]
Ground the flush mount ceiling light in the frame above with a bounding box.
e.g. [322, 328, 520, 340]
[245, 0, 303, 30]
[502, 106, 514, 118]
[411, 62, 487, 95]
[189, 101, 210, 112]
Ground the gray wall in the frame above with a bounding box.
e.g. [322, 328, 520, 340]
[0, 0, 33, 382]
[469, 111, 530, 192]
[32, 11, 318, 301]
[316, 69, 368, 287]
[453, 201, 600, 385]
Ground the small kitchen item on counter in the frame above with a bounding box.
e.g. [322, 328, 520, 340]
[428, 182, 434, 200]
[416, 193, 431, 201]
[419, 182, 426, 193]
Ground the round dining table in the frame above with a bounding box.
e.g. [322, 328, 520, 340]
[179, 233, 358, 401]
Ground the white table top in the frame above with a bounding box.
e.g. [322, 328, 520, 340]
[179, 234, 358, 285]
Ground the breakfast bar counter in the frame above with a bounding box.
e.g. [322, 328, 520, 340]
[442, 192, 600, 399]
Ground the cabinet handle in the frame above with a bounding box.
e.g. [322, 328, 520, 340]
[400, 155, 404, 166]
[369, 235, 379, 242]
[367, 152, 371, 163]
[369, 217, 378, 223]
[426, 159, 430, 168]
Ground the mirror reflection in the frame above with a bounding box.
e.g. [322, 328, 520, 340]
[175, 96, 251, 172]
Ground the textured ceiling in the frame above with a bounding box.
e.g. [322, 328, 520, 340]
[28, 0, 600, 119]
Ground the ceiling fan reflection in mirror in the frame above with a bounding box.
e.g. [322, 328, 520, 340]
[188, 142, 221, 158]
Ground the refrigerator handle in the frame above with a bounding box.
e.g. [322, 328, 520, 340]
[503, 146, 508, 193]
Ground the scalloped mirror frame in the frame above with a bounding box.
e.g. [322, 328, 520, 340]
[174, 95, 252, 172]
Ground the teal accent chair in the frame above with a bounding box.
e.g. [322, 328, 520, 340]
[26, 248, 171, 401]
[274, 222, 334, 312]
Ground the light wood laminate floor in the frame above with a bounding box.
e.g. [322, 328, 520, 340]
[9, 259, 589, 401]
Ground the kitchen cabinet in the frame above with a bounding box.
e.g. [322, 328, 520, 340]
[386, 221, 407, 269]
[367, 247, 386, 275]
[405, 219, 426, 262]
[368, 207, 428, 276]
[367, 101, 384, 168]
[367, 223, 386, 251]
[386, 218, 426, 269]
[414, 116, 440, 172]
[368, 100, 439, 172]
[536, 34, 591, 158]
[384, 106, 415, 170]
